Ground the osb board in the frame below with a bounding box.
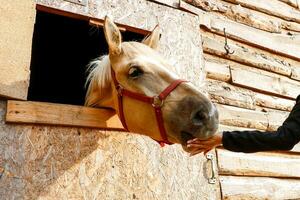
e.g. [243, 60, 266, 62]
[0, 0, 35, 99]
[217, 149, 300, 178]
[36, 0, 206, 89]
[0, 101, 221, 199]
[148, 0, 180, 8]
[220, 175, 300, 200]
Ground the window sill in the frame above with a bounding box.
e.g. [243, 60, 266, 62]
[5, 100, 124, 130]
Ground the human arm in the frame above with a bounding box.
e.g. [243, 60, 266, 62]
[187, 96, 300, 155]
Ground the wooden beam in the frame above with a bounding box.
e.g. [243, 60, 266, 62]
[200, 14, 300, 61]
[217, 149, 300, 178]
[222, 0, 300, 23]
[216, 104, 268, 130]
[5, 100, 124, 130]
[291, 66, 300, 81]
[278, 0, 300, 9]
[220, 175, 300, 200]
[231, 66, 300, 99]
[205, 60, 231, 82]
[254, 93, 295, 111]
[202, 34, 292, 76]
[207, 79, 255, 110]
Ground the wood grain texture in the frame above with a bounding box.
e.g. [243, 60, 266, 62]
[220, 175, 300, 200]
[207, 79, 255, 110]
[231, 66, 300, 99]
[200, 14, 300, 61]
[291, 66, 300, 81]
[205, 60, 231, 82]
[254, 93, 295, 111]
[223, 0, 300, 23]
[216, 104, 268, 130]
[278, 0, 300, 9]
[266, 108, 290, 131]
[217, 149, 300, 178]
[6, 100, 124, 130]
[202, 34, 292, 76]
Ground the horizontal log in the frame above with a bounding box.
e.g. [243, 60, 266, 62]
[254, 93, 295, 111]
[291, 66, 300, 81]
[200, 14, 300, 61]
[231, 66, 300, 99]
[281, 20, 300, 32]
[223, 0, 300, 23]
[220, 176, 300, 200]
[6, 100, 124, 130]
[202, 34, 292, 76]
[207, 79, 255, 110]
[217, 149, 300, 178]
[218, 124, 255, 132]
[265, 108, 290, 131]
[148, 0, 179, 8]
[278, 0, 300, 9]
[205, 60, 231, 82]
[216, 104, 268, 130]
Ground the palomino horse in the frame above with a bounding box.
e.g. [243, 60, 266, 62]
[85, 17, 219, 151]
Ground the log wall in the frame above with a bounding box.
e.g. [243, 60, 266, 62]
[182, 0, 300, 199]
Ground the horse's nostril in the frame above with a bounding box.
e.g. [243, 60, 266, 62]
[192, 111, 207, 126]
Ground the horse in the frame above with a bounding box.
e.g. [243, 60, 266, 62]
[85, 16, 219, 151]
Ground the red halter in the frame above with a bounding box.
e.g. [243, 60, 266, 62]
[111, 68, 187, 147]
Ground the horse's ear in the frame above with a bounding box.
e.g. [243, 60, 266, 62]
[142, 25, 160, 50]
[104, 16, 122, 55]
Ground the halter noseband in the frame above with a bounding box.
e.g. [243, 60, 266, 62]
[111, 68, 187, 147]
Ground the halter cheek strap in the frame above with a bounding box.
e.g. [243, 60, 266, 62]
[111, 69, 187, 147]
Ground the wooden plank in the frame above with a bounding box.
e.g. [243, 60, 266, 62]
[216, 104, 268, 130]
[207, 79, 255, 110]
[278, 0, 300, 9]
[5, 100, 124, 130]
[183, 0, 281, 33]
[205, 60, 231, 82]
[254, 93, 295, 111]
[218, 124, 255, 132]
[200, 14, 300, 61]
[148, 0, 179, 8]
[231, 66, 300, 99]
[220, 176, 300, 200]
[202, 34, 292, 76]
[217, 149, 300, 178]
[291, 66, 300, 81]
[223, 0, 300, 23]
[265, 108, 290, 131]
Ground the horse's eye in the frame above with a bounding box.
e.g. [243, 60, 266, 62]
[128, 67, 143, 78]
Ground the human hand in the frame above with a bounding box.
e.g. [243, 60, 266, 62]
[186, 134, 223, 156]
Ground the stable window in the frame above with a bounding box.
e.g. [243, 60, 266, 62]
[6, 6, 146, 129]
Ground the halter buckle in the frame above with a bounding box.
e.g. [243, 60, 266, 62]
[152, 96, 164, 108]
[116, 85, 124, 96]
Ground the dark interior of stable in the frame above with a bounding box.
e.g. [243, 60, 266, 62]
[28, 10, 144, 105]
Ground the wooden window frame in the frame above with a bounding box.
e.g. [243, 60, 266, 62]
[5, 5, 150, 130]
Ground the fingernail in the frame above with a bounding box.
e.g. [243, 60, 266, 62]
[187, 144, 191, 148]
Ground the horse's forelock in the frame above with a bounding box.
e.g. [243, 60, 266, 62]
[85, 55, 111, 106]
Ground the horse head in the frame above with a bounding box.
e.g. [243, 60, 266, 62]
[85, 16, 219, 151]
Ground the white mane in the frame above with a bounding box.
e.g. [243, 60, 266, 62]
[85, 55, 112, 107]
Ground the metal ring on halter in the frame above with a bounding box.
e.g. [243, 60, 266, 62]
[152, 96, 164, 108]
[116, 85, 124, 96]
